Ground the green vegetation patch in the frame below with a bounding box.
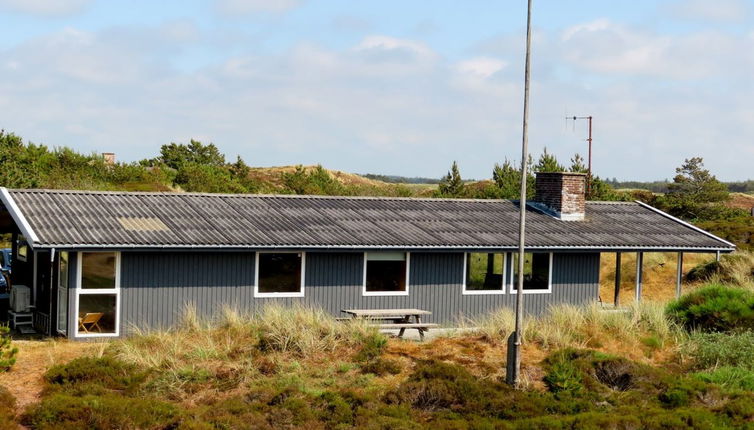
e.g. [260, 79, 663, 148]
[667, 284, 754, 332]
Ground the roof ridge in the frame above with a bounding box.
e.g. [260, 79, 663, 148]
[8, 188, 515, 203]
[7, 188, 641, 205]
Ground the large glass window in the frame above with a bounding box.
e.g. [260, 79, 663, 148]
[464, 253, 505, 294]
[511, 252, 552, 293]
[76, 252, 120, 337]
[58, 252, 69, 289]
[364, 252, 408, 295]
[81, 252, 116, 289]
[78, 294, 117, 334]
[256, 252, 304, 297]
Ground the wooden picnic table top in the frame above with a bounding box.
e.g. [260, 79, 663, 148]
[341, 309, 432, 317]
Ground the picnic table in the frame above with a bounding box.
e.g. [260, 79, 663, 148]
[341, 308, 438, 340]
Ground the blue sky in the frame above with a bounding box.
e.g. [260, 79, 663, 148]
[1, 0, 752, 181]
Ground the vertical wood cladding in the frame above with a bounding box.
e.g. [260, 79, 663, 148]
[119, 251, 600, 333]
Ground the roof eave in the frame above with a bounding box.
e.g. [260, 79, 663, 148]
[27, 243, 736, 253]
[634, 200, 737, 248]
[0, 187, 40, 247]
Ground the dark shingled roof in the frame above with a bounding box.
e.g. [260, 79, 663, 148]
[0, 188, 735, 251]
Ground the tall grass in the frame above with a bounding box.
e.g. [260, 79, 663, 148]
[113, 303, 381, 371]
[709, 251, 754, 289]
[474, 301, 680, 352]
[110, 304, 384, 399]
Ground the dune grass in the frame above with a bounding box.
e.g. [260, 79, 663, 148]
[473, 301, 681, 359]
[110, 303, 384, 400]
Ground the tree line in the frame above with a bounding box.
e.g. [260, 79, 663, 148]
[0, 129, 751, 249]
[435, 148, 620, 201]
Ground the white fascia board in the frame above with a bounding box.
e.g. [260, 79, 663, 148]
[0, 187, 40, 246]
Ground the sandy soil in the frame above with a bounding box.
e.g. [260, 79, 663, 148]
[726, 193, 754, 211]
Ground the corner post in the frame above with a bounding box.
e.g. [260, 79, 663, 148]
[635, 252, 643, 303]
[613, 253, 622, 307]
[675, 252, 683, 299]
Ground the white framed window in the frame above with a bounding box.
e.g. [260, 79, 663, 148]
[363, 252, 410, 296]
[463, 252, 506, 295]
[74, 251, 121, 338]
[509, 252, 553, 294]
[254, 251, 305, 298]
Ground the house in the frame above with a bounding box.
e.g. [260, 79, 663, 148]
[0, 172, 735, 339]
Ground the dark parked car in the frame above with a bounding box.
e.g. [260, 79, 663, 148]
[0, 248, 10, 273]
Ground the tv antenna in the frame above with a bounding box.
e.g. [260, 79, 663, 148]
[566, 115, 593, 196]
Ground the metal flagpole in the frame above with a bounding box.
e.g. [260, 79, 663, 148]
[507, 0, 533, 388]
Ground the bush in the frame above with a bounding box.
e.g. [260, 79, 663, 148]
[543, 350, 585, 395]
[694, 367, 754, 391]
[686, 260, 722, 282]
[666, 284, 754, 332]
[0, 325, 17, 371]
[23, 393, 181, 429]
[44, 356, 147, 395]
[361, 357, 403, 376]
[685, 331, 754, 371]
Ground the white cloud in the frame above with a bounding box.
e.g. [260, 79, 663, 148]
[214, 0, 304, 15]
[1, 21, 754, 181]
[0, 0, 90, 16]
[354, 35, 436, 60]
[456, 57, 507, 78]
[559, 19, 754, 80]
[666, 0, 751, 23]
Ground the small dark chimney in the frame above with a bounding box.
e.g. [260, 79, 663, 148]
[533, 172, 587, 221]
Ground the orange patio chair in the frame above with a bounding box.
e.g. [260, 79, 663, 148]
[78, 312, 104, 333]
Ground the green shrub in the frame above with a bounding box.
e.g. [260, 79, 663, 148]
[686, 261, 722, 282]
[23, 393, 181, 429]
[355, 332, 388, 363]
[695, 367, 754, 391]
[0, 325, 17, 371]
[361, 357, 402, 376]
[658, 377, 712, 409]
[543, 350, 585, 395]
[666, 284, 754, 332]
[685, 331, 754, 371]
[391, 361, 552, 420]
[44, 356, 147, 394]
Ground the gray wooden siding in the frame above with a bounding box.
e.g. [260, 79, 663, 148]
[120, 252, 256, 331]
[116, 250, 600, 333]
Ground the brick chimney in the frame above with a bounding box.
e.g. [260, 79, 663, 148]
[532, 172, 586, 221]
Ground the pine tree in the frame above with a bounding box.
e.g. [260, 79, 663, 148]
[492, 159, 521, 199]
[665, 157, 729, 219]
[0, 325, 17, 372]
[492, 157, 535, 200]
[534, 148, 565, 173]
[569, 153, 588, 173]
[437, 161, 465, 197]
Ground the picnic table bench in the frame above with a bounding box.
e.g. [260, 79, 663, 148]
[341, 309, 438, 340]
